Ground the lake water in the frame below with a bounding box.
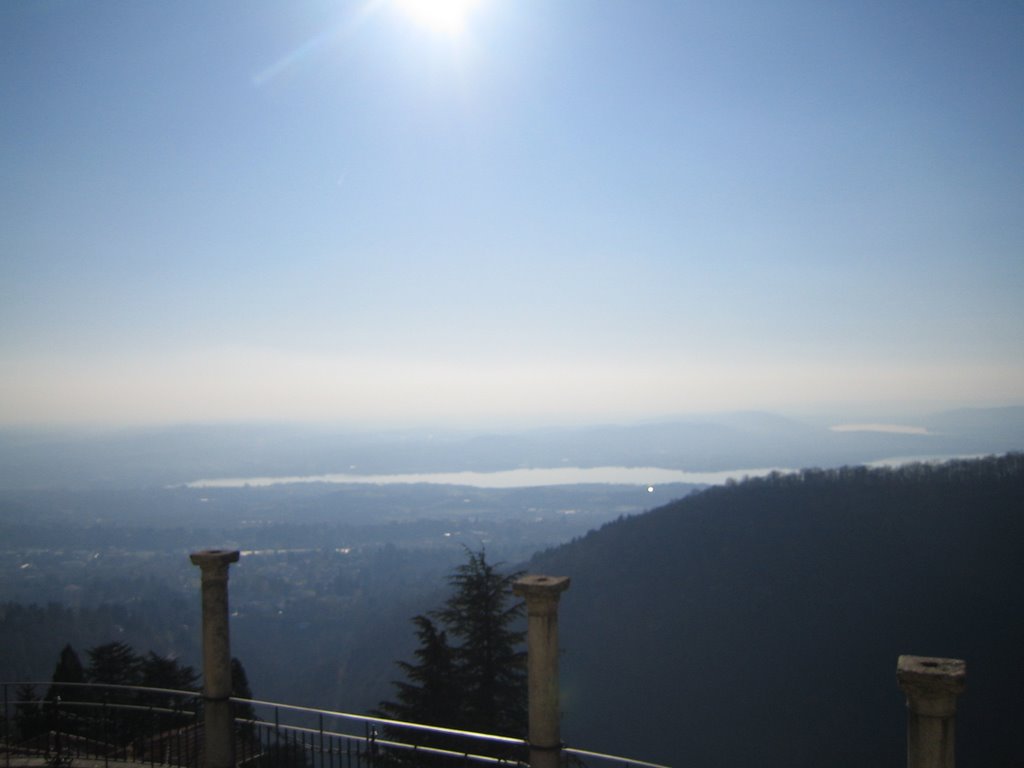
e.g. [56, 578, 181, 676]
[185, 465, 791, 489]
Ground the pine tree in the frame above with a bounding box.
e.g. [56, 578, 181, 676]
[35, 641, 228, 750]
[231, 657, 258, 726]
[139, 652, 199, 722]
[435, 549, 525, 735]
[15, 682, 45, 741]
[86, 641, 142, 687]
[85, 641, 144, 742]
[140, 652, 199, 691]
[377, 615, 458, 726]
[379, 549, 526, 739]
[43, 644, 89, 739]
[46, 644, 85, 704]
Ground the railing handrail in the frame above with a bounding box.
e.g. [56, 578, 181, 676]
[35, 700, 201, 720]
[238, 695, 527, 745]
[7, 681, 203, 701]
[234, 716, 525, 766]
[3, 681, 669, 768]
[564, 746, 672, 768]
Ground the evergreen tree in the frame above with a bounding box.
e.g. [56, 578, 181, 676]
[14, 682, 45, 741]
[376, 615, 458, 726]
[230, 657, 263, 760]
[46, 644, 85, 703]
[140, 652, 199, 692]
[435, 549, 525, 735]
[139, 652, 199, 722]
[231, 657, 258, 725]
[86, 641, 142, 687]
[34, 641, 217, 750]
[85, 641, 145, 741]
[379, 549, 526, 739]
[44, 644, 88, 740]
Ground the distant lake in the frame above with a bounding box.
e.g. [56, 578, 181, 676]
[184, 465, 791, 490]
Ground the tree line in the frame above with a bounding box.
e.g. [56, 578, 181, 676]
[13, 641, 254, 747]
[527, 452, 1024, 767]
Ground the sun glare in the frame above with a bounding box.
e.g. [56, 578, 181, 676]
[395, 0, 481, 35]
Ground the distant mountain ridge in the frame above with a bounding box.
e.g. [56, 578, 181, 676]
[528, 453, 1024, 767]
[0, 407, 1021, 489]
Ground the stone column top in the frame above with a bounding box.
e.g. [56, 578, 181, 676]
[513, 574, 571, 599]
[897, 655, 967, 695]
[190, 549, 241, 569]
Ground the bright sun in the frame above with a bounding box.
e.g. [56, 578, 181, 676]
[394, 0, 481, 36]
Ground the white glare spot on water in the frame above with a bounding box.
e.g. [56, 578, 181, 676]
[647, 486, 654, 493]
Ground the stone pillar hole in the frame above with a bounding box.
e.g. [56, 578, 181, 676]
[896, 655, 966, 768]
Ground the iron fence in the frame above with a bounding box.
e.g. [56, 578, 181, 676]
[2, 681, 202, 768]
[2, 683, 667, 768]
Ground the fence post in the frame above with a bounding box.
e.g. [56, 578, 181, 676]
[3, 683, 9, 768]
[52, 696, 60, 761]
[191, 550, 240, 768]
[513, 575, 571, 768]
[896, 655, 966, 768]
[103, 693, 109, 768]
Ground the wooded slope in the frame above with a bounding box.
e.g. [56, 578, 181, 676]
[530, 454, 1024, 767]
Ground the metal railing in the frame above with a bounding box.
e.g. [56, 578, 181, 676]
[2, 681, 203, 768]
[2, 683, 668, 768]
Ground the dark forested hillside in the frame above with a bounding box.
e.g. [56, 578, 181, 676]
[529, 454, 1024, 768]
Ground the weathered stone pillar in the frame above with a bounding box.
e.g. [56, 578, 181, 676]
[896, 655, 966, 768]
[191, 549, 240, 768]
[513, 574, 570, 768]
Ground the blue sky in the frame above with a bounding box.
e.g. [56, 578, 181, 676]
[2, 0, 1022, 428]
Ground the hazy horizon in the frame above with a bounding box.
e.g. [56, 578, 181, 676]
[3, 1, 1022, 429]
[2, 403, 1019, 436]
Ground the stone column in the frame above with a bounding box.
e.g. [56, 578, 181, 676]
[513, 575, 571, 768]
[896, 655, 966, 768]
[191, 549, 240, 768]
